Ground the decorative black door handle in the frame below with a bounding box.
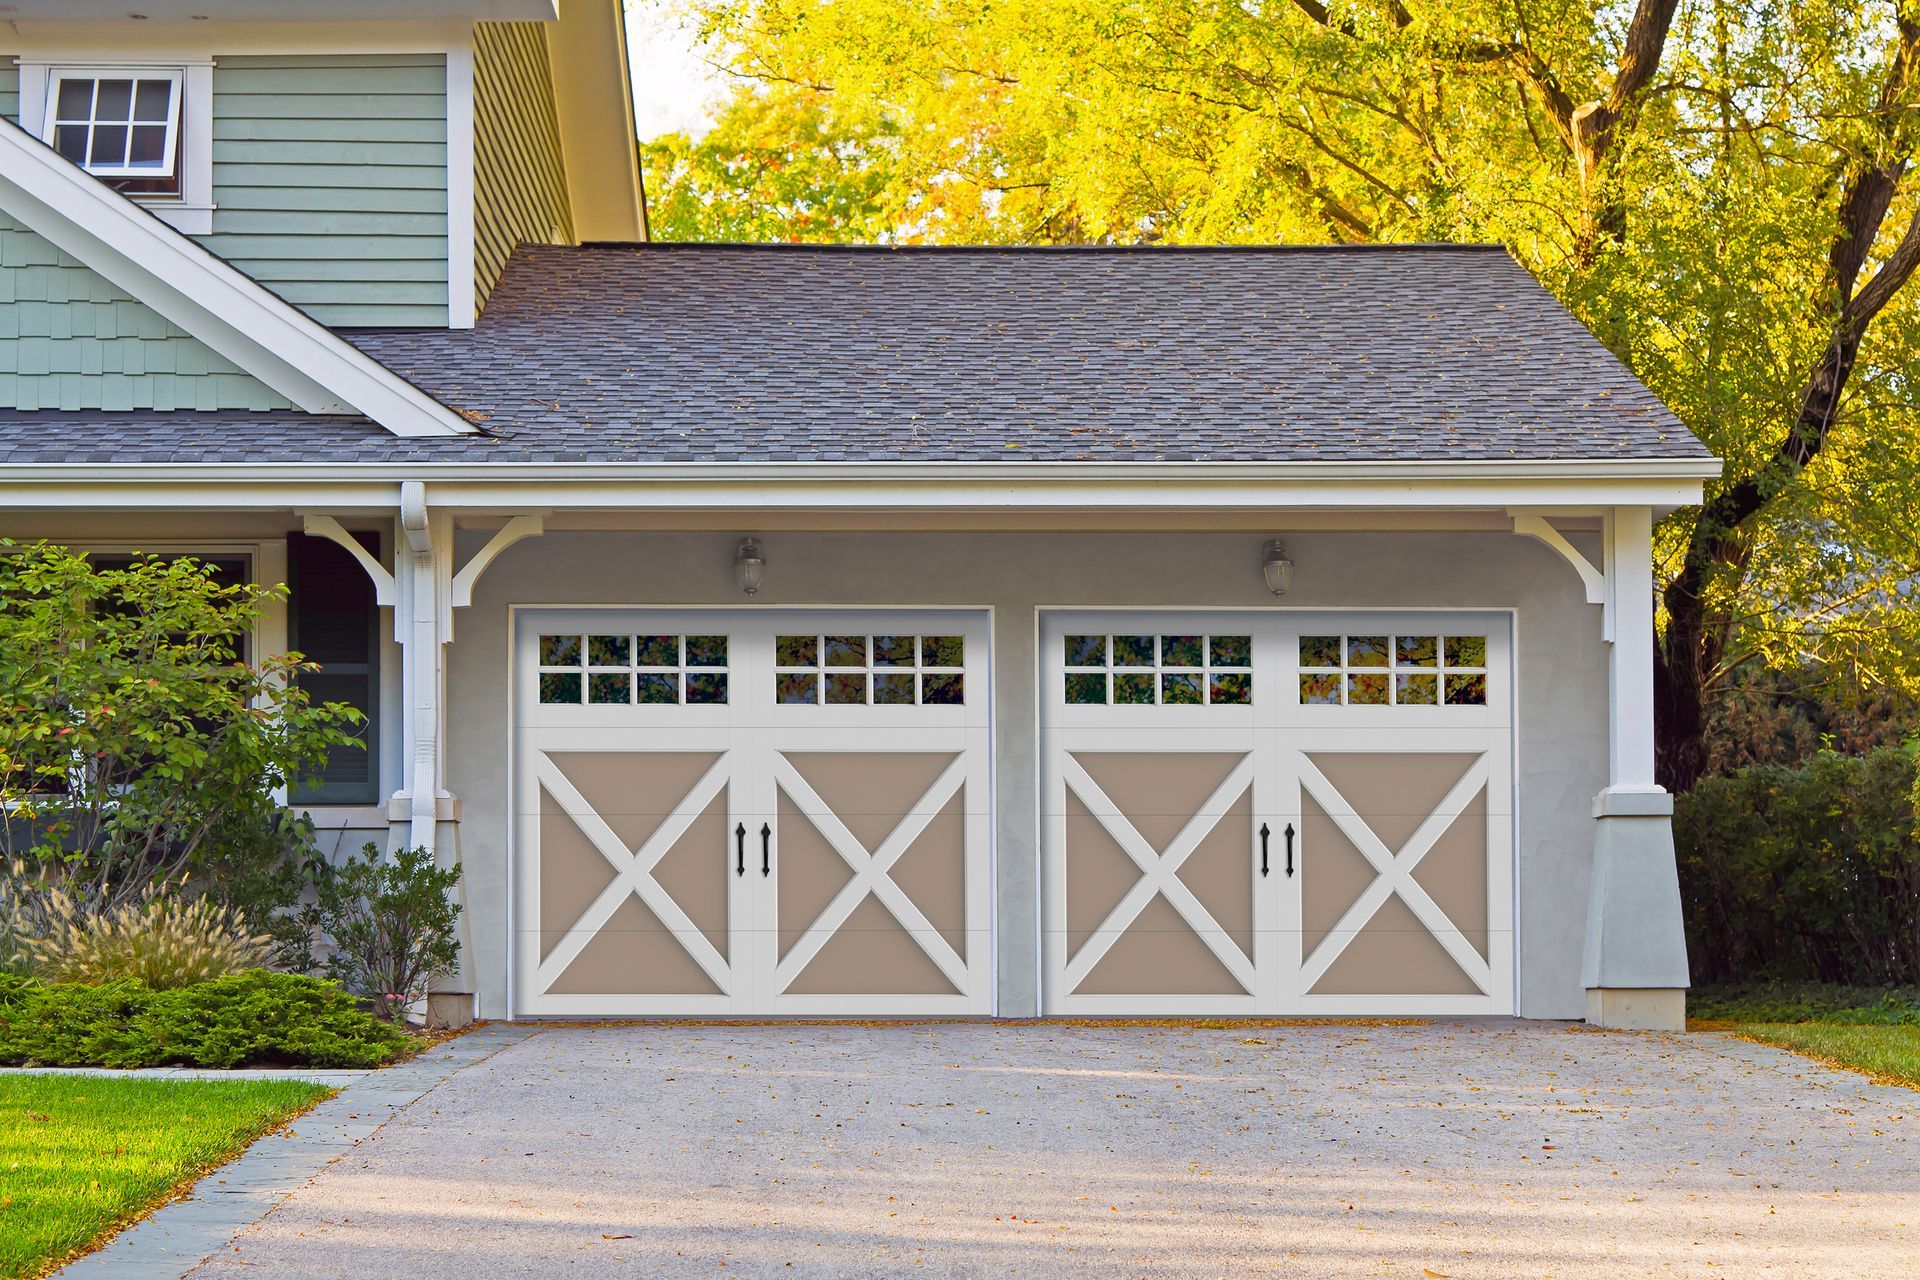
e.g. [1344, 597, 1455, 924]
[735, 822, 745, 877]
[760, 822, 772, 876]
[1258, 822, 1270, 877]
[1284, 822, 1296, 877]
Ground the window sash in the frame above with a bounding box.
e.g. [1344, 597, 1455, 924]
[44, 69, 183, 181]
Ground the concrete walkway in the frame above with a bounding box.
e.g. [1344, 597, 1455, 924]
[53, 1023, 540, 1280]
[158, 1020, 1918, 1279]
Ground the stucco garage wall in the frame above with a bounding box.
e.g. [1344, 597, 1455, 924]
[446, 529, 1606, 1021]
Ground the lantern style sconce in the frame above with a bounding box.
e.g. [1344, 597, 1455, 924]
[735, 538, 766, 596]
[1262, 539, 1294, 596]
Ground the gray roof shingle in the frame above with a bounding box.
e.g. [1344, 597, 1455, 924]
[0, 242, 1710, 466]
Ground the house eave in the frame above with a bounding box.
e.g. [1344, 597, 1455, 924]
[0, 457, 1721, 515]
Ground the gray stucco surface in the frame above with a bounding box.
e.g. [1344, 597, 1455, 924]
[187, 1022, 1920, 1279]
[447, 528, 1605, 1020]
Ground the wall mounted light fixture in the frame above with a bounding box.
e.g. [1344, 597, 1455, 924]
[1262, 539, 1294, 596]
[735, 538, 766, 596]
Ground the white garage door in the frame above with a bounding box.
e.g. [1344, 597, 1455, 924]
[513, 610, 992, 1017]
[1041, 611, 1513, 1016]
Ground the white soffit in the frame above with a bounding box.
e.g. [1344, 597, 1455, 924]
[0, 119, 476, 438]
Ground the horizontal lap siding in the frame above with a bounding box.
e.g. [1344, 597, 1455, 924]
[473, 22, 573, 309]
[0, 212, 290, 411]
[199, 54, 450, 327]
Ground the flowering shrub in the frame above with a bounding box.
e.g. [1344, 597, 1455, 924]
[304, 845, 462, 1024]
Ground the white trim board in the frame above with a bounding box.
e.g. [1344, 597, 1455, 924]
[0, 117, 475, 438]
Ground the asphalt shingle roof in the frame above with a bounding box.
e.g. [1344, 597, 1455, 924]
[0, 242, 1710, 466]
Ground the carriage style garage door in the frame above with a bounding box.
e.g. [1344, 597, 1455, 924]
[1041, 611, 1514, 1016]
[513, 610, 992, 1017]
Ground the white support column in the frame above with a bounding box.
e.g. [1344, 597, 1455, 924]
[1582, 504, 1690, 1030]
[392, 481, 453, 855]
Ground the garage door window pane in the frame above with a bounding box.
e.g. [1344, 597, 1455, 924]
[1347, 636, 1389, 667]
[540, 634, 581, 666]
[777, 635, 818, 667]
[1210, 672, 1251, 704]
[687, 673, 728, 704]
[686, 635, 728, 667]
[539, 672, 581, 704]
[1299, 672, 1341, 704]
[635, 635, 678, 667]
[875, 673, 916, 703]
[636, 673, 679, 704]
[1445, 636, 1487, 667]
[1160, 635, 1203, 667]
[1064, 635, 1106, 667]
[826, 672, 867, 703]
[1396, 635, 1437, 667]
[1112, 635, 1154, 667]
[1445, 673, 1488, 705]
[1397, 673, 1439, 704]
[872, 635, 915, 666]
[1348, 673, 1390, 705]
[778, 671, 819, 704]
[922, 673, 964, 705]
[922, 636, 965, 667]
[1210, 635, 1252, 667]
[1065, 672, 1107, 704]
[587, 634, 629, 666]
[1114, 672, 1154, 704]
[1299, 635, 1341, 668]
[825, 635, 867, 666]
[1161, 672, 1203, 704]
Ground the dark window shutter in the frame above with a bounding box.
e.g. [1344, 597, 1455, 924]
[290, 532, 380, 805]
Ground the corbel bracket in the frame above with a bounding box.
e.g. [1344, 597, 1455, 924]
[1510, 511, 1613, 642]
[452, 514, 545, 609]
[300, 513, 397, 607]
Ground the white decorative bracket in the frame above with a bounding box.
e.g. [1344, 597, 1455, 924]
[452, 514, 545, 610]
[300, 513, 397, 608]
[1510, 511, 1613, 642]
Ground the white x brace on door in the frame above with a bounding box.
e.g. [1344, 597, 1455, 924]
[1041, 611, 1513, 1016]
[512, 609, 993, 1017]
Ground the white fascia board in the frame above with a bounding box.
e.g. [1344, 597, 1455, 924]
[0, 459, 1718, 513]
[0, 120, 475, 438]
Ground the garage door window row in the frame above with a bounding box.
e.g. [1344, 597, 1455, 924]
[536, 632, 730, 705]
[1062, 633, 1253, 706]
[1298, 633, 1486, 706]
[775, 633, 966, 705]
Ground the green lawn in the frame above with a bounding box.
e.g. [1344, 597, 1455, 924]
[1690, 983, 1920, 1090]
[0, 1074, 331, 1280]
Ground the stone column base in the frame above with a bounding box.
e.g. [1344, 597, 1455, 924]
[1586, 987, 1686, 1031]
[424, 991, 476, 1030]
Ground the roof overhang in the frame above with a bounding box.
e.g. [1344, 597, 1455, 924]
[0, 458, 1722, 517]
[0, 120, 476, 438]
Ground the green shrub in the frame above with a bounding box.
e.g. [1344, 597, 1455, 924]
[1688, 981, 1920, 1025]
[0, 970, 412, 1069]
[24, 882, 272, 988]
[1676, 745, 1920, 987]
[304, 845, 462, 1024]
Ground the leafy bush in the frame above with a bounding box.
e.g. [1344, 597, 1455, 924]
[0, 970, 413, 1068]
[0, 542, 360, 912]
[23, 880, 272, 988]
[304, 845, 462, 1023]
[1676, 745, 1920, 987]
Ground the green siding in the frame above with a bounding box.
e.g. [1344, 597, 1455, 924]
[198, 54, 450, 327]
[0, 212, 289, 411]
[473, 22, 572, 309]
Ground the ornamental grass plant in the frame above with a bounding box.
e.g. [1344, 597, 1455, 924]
[21, 877, 272, 989]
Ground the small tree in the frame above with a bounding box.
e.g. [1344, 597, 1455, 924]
[304, 844, 463, 1024]
[0, 541, 360, 911]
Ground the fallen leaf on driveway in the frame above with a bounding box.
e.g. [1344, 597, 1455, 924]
[601, 1233, 633, 1240]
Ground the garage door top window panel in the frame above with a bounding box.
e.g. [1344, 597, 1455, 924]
[775, 633, 965, 707]
[1063, 633, 1254, 707]
[537, 632, 729, 706]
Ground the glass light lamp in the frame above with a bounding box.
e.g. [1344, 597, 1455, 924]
[735, 538, 766, 596]
[1262, 539, 1294, 596]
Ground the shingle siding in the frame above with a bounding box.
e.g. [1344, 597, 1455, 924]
[473, 22, 573, 310]
[0, 212, 289, 412]
[198, 53, 450, 327]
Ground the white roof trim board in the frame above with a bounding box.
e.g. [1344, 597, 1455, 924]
[0, 119, 475, 439]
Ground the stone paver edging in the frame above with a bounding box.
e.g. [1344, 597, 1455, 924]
[50, 1023, 542, 1280]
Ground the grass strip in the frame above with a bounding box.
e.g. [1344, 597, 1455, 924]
[0, 1074, 330, 1279]
[1732, 1022, 1920, 1090]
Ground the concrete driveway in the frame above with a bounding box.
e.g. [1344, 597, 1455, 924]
[188, 1021, 1915, 1279]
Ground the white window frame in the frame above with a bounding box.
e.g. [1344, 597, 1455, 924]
[17, 59, 217, 235]
[43, 67, 183, 181]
